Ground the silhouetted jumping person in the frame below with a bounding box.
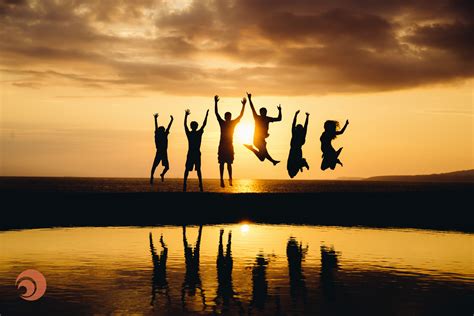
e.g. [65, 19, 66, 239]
[215, 95, 246, 187]
[287, 111, 310, 178]
[244, 92, 282, 165]
[150, 113, 173, 184]
[183, 109, 209, 192]
[320, 119, 349, 170]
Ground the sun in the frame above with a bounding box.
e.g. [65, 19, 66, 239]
[234, 121, 254, 144]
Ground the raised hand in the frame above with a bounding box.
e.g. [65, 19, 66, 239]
[277, 104, 282, 111]
[306, 112, 310, 116]
[153, 113, 158, 118]
[206, 109, 210, 115]
[214, 95, 219, 103]
[241, 97, 247, 105]
[296, 110, 300, 115]
[246, 92, 252, 99]
[345, 119, 349, 125]
[170, 115, 174, 120]
[185, 109, 190, 116]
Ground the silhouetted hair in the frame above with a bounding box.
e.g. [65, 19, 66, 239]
[259, 108, 267, 116]
[324, 120, 339, 139]
[224, 112, 232, 121]
[190, 121, 199, 130]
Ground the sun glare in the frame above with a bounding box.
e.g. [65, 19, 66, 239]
[240, 224, 250, 234]
[234, 122, 254, 144]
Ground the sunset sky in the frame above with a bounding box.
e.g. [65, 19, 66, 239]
[1, 0, 472, 179]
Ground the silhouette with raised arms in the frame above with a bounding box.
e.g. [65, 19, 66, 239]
[181, 225, 206, 311]
[244, 92, 282, 165]
[215, 95, 246, 188]
[287, 111, 310, 178]
[320, 119, 349, 170]
[150, 114, 173, 184]
[287, 237, 308, 306]
[183, 109, 209, 192]
[149, 232, 170, 307]
[213, 229, 243, 314]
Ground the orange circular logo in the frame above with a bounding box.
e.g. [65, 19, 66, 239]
[16, 269, 47, 301]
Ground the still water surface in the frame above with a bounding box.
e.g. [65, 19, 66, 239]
[0, 224, 472, 315]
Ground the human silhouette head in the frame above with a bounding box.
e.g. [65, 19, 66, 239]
[224, 112, 232, 121]
[295, 124, 304, 136]
[324, 120, 339, 137]
[190, 121, 199, 131]
[157, 126, 166, 134]
[259, 107, 267, 117]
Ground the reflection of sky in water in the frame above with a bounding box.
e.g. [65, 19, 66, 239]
[0, 225, 472, 314]
[3, 177, 466, 193]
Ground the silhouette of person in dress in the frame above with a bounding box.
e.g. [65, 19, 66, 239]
[150, 114, 173, 184]
[244, 92, 282, 165]
[320, 120, 349, 170]
[215, 95, 246, 188]
[287, 111, 310, 178]
[183, 109, 209, 192]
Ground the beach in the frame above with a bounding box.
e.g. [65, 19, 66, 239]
[1, 177, 472, 232]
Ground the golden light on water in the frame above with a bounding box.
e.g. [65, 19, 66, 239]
[0, 225, 472, 314]
[240, 223, 250, 234]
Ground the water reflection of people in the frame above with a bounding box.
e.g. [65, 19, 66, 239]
[149, 232, 170, 307]
[181, 225, 206, 311]
[287, 237, 308, 305]
[250, 252, 269, 312]
[213, 229, 243, 314]
[320, 245, 339, 301]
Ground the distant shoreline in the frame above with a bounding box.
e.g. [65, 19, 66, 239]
[1, 168, 473, 183]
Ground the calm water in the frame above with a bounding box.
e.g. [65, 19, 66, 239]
[0, 177, 470, 193]
[0, 225, 472, 315]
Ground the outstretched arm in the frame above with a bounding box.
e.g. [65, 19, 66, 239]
[247, 92, 258, 118]
[304, 112, 310, 136]
[214, 95, 223, 122]
[184, 109, 190, 134]
[235, 97, 246, 122]
[166, 115, 174, 133]
[200, 109, 209, 131]
[153, 113, 158, 131]
[270, 104, 282, 122]
[292, 110, 299, 131]
[336, 119, 349, 135]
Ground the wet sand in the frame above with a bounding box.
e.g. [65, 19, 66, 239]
[1, 177, 472, 231]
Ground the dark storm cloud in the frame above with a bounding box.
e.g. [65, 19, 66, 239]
[0, 0, 472, 95]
